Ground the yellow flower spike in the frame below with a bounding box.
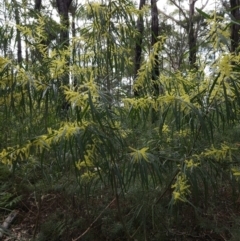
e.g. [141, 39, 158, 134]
[171, 174, 190, 203]
[173, 191, 181, 201]
[75, 160, 83, 170]
[166, 138, 172, 143]
[129, 147, 149, 162]
[185, 159, 200, 168]
[0, 57, 10, 71]
[218, 54, 233, 78]
[203, 143, 237, 162]
[231, 168, 240, 176]
[162, 124, 169, 133]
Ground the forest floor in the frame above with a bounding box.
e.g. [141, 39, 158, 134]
[1, 184, 240, 241]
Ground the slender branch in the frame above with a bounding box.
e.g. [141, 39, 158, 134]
[200, 0, 209, 10]
[72, 197, 116, 241]
[158, 9, 186, 29]
[169, 0, 188, 20]
[155, 169, 179, 205]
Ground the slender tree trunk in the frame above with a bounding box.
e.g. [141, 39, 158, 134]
[134, 0, 146, 97]
[151, 0, 160, 123]
[56, 0, 72, 114]
[230, 0, 240, 54]
[56, 0, 72, 48]
[70, 4, 77, 87]
[188, 0, 197, 68]
[13, 0, 22, 64]
[34, 0, 42, 10]
[151, 0, 160, 96]
[106, 0, 112, 106]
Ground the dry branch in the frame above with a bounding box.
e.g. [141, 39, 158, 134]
[0, 210, 18, 240]
[72, 198, 116, 241]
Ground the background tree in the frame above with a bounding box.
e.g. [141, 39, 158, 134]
[230, 0, 240, 53]
[151, 0, 160, 95]
[56, 0, 73, 48]
[158, 0, 209, 69]
[134, 0, 146, 97]
[13, 0, 23, 64]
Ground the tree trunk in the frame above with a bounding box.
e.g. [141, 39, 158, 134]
[56, 0, 72, 115]
[13, 0, 22, 64]
[34, 0, 42, 10]
[56, 0, 72, 48]
[151, 0, 160, 123]
[134, 0, 146, 97]
[151, 0, 160, 96]
[188, 0, 197, 68]
[230, 0, 240, 54]
[72, 17, 78, 87]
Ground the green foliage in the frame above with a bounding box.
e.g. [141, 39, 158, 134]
[0, 165, 22, 210]
[0, 191, 22, 209]
[1, 0, 240, 240]
[36, 212, 71, 241]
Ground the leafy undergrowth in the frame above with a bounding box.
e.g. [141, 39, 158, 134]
[1, 165, 240, 241]
[1, 124, 240, 241]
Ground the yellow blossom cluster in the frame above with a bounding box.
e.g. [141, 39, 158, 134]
[202, 143, 236, 162]
[172, 174, 190, 202]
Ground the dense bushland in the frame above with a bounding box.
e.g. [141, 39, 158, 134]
[1, 1, 240, 240]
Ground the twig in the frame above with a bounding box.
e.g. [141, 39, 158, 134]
[0, 210, 18, 240]
[158, 9, 185, 28]
[72, 197, 116, 241]
[33, 194, 42, 239]
[169, 0, 188, 20]
[155, 169, 179, 205]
